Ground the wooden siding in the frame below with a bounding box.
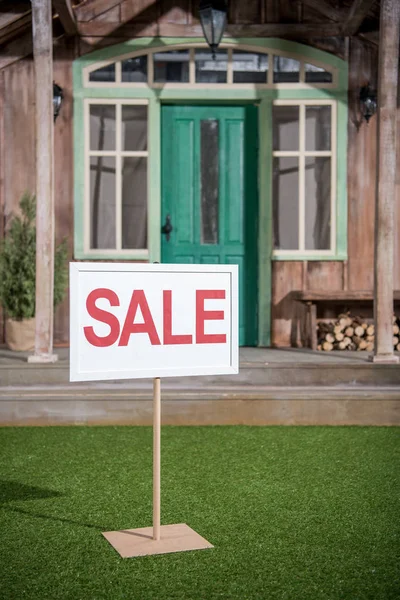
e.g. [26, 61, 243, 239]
[0, 7, 396, 347]
[3, 60, 36, 218]
[395, 76, 400, 291]
[271, 261, 304, 347]
[53, 40, 75, 345]
[347, 37, 378, 292]
[0, 60, 36, 343]
[270, 39, 386, 347]
[0, 72, 4, 343]
[271, 261, 346, 347]
[74, 0, 350, 28]
[0, 40, 74, 345]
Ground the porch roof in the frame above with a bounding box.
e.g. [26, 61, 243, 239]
[0, 0, 381, 70]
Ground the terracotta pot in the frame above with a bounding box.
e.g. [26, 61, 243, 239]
[5, 318, 36, 352]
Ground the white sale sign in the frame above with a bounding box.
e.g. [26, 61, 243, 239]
[69, 263, 238, 382]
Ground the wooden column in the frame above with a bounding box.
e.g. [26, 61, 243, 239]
[28, 0, 57, 363]
[373, 0, 400, 363]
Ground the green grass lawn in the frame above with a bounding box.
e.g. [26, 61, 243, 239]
[0, 426, 399, 600]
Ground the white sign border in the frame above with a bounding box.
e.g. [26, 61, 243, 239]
[70, 262, 239, 382]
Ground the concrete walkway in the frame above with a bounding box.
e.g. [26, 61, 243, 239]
[0, 345, 382, 368]
[0, 346, 399, 387]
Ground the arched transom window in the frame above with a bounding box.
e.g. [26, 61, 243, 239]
[84, 45, 336, 88]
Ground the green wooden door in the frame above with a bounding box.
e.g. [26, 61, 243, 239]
[161, 105, 258, 346]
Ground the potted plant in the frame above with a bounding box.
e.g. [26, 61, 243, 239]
[0, 192, 68, 351]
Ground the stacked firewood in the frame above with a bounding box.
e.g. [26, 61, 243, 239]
[317, 313, 400, 351]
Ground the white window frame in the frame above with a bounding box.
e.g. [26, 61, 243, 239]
[272, 99, 337, 257]
[84, 98, 149, 257]
[83, 44, 338, 90]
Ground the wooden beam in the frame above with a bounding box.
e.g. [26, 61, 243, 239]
[0, 12, 66, 71]
[358, 31, 379, 45]
[0, 0, 31, 27]
[342, 0, 377, 35]
[77, 21, 343, 39]
[29, 0, 57, 363]
[0, 14, 32, 45]
[265, 0, 279, 23]
[0, 30, 33, 70]
[74, 0, 122, 22]
[303, 0, 343, 23]
[0, 10, 31, 31]
[373, 0, 400, 363]
[52, 0, 77, 35]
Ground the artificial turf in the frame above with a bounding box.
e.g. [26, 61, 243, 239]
[0, 426, 399, 600]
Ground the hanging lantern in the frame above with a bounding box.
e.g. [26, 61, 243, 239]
[360, 84, 377, 124]
[199, 0, 227, 59]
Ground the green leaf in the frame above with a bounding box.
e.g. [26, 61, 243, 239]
[0, 192, 68, 320]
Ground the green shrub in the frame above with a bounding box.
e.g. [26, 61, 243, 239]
[0, 192, 68, 320]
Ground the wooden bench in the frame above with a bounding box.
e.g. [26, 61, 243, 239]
[293, 290, 400, 350]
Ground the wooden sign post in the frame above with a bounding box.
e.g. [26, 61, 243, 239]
[70, 262, 238, 558]
[153, 377, 161, 542]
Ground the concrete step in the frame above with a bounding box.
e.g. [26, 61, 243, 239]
[1, 361, 400, 387]
[1, 384, 399, 426]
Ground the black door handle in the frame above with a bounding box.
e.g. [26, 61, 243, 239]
[161, 214, 173, 242]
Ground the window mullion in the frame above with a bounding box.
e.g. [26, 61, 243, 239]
[88, 151, 117, 157]
[227, 48, 233, 84]
[148, 52, 154, 86]
[304, 151, 332, 157]
[267, 55, 273, 84]
[189, 48, 195, 83]
[116, 102, 122, 251]
[299, 103, 305, 252]
[115, 61, 121, 84]
[273, 150, 301, 157]
[299, 60, 305, 83]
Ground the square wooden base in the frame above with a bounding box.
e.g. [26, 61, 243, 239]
[102, 523, 214, 558]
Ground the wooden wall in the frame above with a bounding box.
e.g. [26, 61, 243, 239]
[75, 0, 327, 27]
[75, 0, 342, 58]
[271, 38, 397, 347]
[0, 59, 36, 344]
[0, 8, 397, 347]
[347, 38, 378, 292]
[53, 40, 75, 344]
[0, 39, 75, 345]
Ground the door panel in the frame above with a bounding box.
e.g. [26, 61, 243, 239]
[161, 105, 258, 346]
[175, 119, 195, 246]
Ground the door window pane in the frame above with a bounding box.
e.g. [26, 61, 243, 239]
[305, 157, 331, 250]
[121, 105, 148, 152]
[200, 120, 219, 244]
[89, 64, 115, 82]
[90, 105, 116, 151]
[122, 157, 147, 249]
[273, 56, 300, 83]
[90, 157, 116, 249]
[121, 56, 147, 82]
[232, 51, 268, 83]
[273, 157, 299, 250]
[272, 105, 299, 151]
[306, 106, 331, 151]
[154, 50, 190, 83]
[195, 50, 227, 83]
[305, 63, 332, 83]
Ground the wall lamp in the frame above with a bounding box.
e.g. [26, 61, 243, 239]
[53, 82, 64, 122]
[360, 84, 377, 124]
